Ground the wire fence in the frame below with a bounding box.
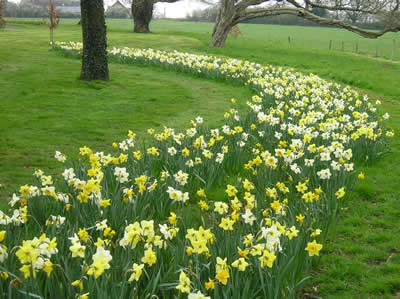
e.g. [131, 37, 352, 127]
[266, 34, 400, 62]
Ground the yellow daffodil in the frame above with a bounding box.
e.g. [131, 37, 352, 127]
[305, 240, 323, 256]
[204, 278, 215, 290]
[258, 250, 276, 268]
[176, 270, 191, 294]
[215, 269, 230, 285]
[231, 258, 248, 271]
[141, 247, 157, 266]
[128, 263, 144, 282]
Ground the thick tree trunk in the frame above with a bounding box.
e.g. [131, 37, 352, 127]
[131, 0, 154, 33]
[210, 0, 237, 47]
[0, 0, 6, 28]
[80, 0, 109, 81]
[210, 19, 234, 47]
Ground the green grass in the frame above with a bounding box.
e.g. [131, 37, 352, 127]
[1, 19, 400, 297]
[8, 17, 400, 61]
[0, 23, 253, 200]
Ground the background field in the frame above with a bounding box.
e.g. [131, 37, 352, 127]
[1, 19, 400, 297]
[8, 17, 400, 61]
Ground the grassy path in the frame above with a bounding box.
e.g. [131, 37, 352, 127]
[0, 24, 253, 201]
[1, 20, 399, 297]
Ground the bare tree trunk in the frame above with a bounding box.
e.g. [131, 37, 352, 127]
[210, 19, 234, 47]
[0, 0, 6, 28]
[210, 0, 237, 47]
[131, 0, 153, 33]
[80, 0, 109, 81]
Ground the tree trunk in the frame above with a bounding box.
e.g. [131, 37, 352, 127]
[80, 0, 109, 81]
[0, 0, 6, 28]
[210, 0, 237, 47]
[131, 0, 153, 33]
[210, 19, 234, 47]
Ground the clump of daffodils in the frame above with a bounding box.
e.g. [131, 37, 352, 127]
[16, 234, 57, 278]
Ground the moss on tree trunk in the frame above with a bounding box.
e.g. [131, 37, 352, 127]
[80, 0, 109, 81]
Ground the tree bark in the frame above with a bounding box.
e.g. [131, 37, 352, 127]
[210, 0, 237, 47]
[0, 0, 6, 28]
[131, 0, 154, 33]
[210, 18, 234, 47]
[80, 0, 109, 81]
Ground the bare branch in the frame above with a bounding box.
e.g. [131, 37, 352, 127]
[285, 0, 306, 9]
[234, 0, 270, 11]
[304, 0, 395, 14]
[236, 6, 400, 38]
[153, 0, 179, 3]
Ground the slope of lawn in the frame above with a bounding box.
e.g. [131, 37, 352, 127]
[0, 24, 254, 202]
[1, 20, 400, 297]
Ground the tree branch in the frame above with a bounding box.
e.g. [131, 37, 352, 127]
[234, 0, 270, 11]
[304, 0, 396, 14]
[153, 0, 179, 3]
[236, 7, 400, 38]
[285, 0, 306, 10]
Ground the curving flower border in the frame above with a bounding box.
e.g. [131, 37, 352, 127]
[0, 41, 394, 298]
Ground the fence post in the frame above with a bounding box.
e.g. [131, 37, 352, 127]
[392, 39, 396, 60]
[375, 46, 378, 58]
[355, 42, 358, 54]
[288, 36, 291, 44]
[329, 40, 332, 50]
[341, 41, 344, 52]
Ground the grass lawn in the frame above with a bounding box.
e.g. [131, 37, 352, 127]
[1, 19, 400, 297]
[9, 17, 400, 61]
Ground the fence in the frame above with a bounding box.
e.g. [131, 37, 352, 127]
[267, 34, 400, 62]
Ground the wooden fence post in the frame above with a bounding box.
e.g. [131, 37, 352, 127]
[329, 40, 332, 50]
[392, 39, 396, 60]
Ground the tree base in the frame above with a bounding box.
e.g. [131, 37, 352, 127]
[132, 0, 153, 34]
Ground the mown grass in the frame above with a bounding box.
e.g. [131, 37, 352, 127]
[1, 19, 400, 297]
[8, 17, 400, 61]
[0, 23, 254, 202]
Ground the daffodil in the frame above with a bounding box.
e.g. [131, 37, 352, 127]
[219, 217, 234, 231]
[141, 247, 157, 266]
[215, 269, 229, 285]
[176, 270, 191, 294]
[128, 263, 144, 282]
[258, 250, 276, 268]
[335, 187, 345, 199]
[87, 247, 112, 279]
[231, 258, 248, 271]
[204, 278, 215, 290]
[305, 240, 323, 256]
[16, 241, 38, 264]
[0, 231, 5, 242]
[188, 291, 211, 299]
[42, 260, 53, 277]
[225, 184, 238, 197]
[71, 280, 84, 290]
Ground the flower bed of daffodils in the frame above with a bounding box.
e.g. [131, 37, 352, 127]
[0, 42, 394, 298]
